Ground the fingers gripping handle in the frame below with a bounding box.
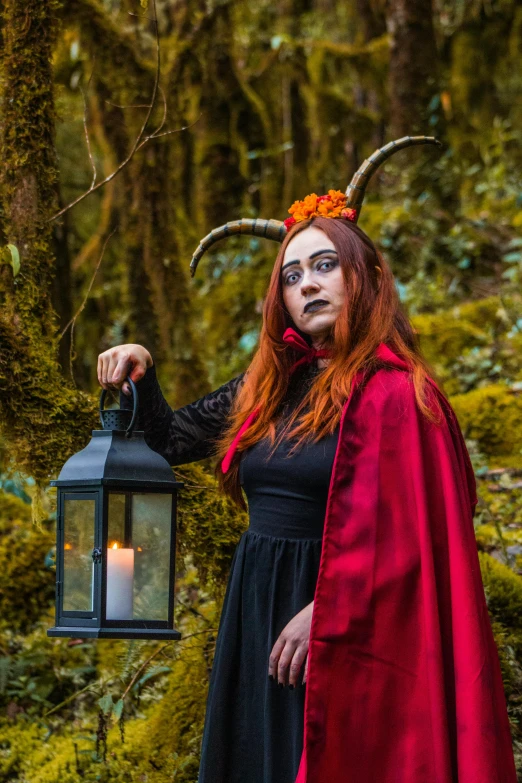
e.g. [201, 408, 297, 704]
[99, 376, 138, 438]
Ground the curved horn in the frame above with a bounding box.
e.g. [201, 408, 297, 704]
[189, 218, 286, 278]
[190, 136, 443, 276]
[346, 135, 443, 220]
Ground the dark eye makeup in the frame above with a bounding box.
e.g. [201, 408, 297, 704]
[282, 256, 338, 285]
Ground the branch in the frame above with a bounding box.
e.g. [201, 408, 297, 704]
[121, 644, 167, 701]
[119, 626, 219, 700]
[58, 227, 117, 386]
[59, 227, 116, 343]
[43, 675, 115, 718]
[81, 61, 98, 189]
[71, 93, 117, 272]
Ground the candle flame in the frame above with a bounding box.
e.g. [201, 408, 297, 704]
[64, 543, 72, 550]
[111, 542, 120, 549]
[137, 546, 142, 552]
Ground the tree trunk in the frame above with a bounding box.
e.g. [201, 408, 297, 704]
[356, 0, 386, 42]
[0, 0, 97, 495]
[385, 0, 444, 138]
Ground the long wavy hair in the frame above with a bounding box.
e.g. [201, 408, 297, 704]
[213, 216, 444, 509]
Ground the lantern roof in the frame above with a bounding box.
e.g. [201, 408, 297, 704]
[50, 430, 184, 488]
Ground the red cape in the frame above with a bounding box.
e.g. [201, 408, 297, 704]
[295, 343, 517, 783]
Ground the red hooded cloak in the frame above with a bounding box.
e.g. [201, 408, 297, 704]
[294, 343, 517, 783]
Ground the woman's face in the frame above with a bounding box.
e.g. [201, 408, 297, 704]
[280, 225, 344, 344]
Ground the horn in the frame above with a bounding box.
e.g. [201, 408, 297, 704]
[189, 218, 286, 278]
[189, 136, 443, 277]
[346, 135, 443, 220]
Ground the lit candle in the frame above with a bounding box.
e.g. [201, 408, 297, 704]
[106, 542, 134, 620]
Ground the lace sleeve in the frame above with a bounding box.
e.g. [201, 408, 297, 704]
[119, 364, 245, 466]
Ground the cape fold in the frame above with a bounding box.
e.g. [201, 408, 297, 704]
[295, 347, 516, 782]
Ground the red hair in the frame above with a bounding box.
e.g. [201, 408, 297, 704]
[213, 216, 444, 509]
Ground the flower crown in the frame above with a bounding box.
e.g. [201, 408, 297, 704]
[283, 189, 357, 230]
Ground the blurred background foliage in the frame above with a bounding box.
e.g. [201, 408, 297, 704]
[0, 0, 522, 779]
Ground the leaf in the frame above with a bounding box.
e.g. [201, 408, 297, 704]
[6, 244, 20, 276]
[506, 237, 522, 249]
[97, 693, 114, 716]
[44, 547, 56, 568]
[457, 256, 471, 269]
[501, 267, 518, 281]
[69, 665, 96, 677]
[112, 698, 124, 720]
[133, 665, 171, 691]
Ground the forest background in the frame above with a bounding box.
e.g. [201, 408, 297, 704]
[1, 0, 522, 780]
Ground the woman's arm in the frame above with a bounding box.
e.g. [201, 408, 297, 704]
[119, 364, 245, 465]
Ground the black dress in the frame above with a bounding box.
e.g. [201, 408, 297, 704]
[121, 361, 339, 783]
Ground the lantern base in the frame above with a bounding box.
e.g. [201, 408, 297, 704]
[47, 626, 182, 640]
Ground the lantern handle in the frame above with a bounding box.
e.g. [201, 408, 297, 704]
[99, 375, 138, 438]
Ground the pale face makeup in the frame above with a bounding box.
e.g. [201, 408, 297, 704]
[280, 226, 382, 364]
[280, 226, 345, 358]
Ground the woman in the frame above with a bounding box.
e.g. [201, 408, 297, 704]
[98, 137, 517, 783]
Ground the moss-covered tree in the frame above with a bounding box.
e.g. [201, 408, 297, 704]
[0, 0, 97, 513]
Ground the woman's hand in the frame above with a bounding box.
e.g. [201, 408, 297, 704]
[268, 600, 314, 688]
[97, 344, 153, 396]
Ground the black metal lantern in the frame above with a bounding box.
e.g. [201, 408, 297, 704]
[48, 378, 183, 640]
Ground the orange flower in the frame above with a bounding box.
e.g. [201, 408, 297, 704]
[284, 189, 357, 228]
[288, 193, 320, 221]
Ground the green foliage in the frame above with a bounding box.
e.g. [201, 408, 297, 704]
[0, 621, 211, 782]
[479, 553, 522, 763]
[0, 493, 55, 635]
[0, 467, 245, 781]
[480, 552, 522, 647]
[0, 557, 221, 782]
[474, 474, 522, 572]
[412, 295, 522, 395]
[175, 463, 248, 601]
[450, 385, 522, 458]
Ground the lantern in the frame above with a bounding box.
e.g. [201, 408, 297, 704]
[47, 377, 183, 640]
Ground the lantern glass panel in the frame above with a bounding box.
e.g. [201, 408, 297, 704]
[132, 493, 172, 621]
[108, 493, 126, 546]
[106, 493, 172, 622]
[63, 498, 96, 612]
